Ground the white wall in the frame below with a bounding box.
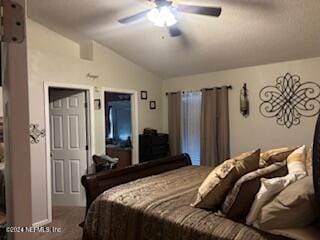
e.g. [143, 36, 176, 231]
[27, 19, 163, 225]
[163, 57, 320, 157]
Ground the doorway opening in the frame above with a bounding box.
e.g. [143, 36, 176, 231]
[104, 89, 138, 168]
[104, 91, 133, 169]
[49, 87, 89, 207]
[44, 82, 94, 226]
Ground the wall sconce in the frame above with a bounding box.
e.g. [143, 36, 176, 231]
[240, 83, 249, 117]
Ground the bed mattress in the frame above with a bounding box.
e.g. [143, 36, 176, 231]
[84, 166, 287, 240]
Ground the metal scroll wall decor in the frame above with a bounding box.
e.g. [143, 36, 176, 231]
[259, 73, 320, 128]
[30, 124, 46, 144]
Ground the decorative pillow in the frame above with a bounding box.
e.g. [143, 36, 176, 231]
[256, 176, 317, 230]
[286, 145, 307, 173]
[259, 147, 296, 168]
[306, 146, 313, 176]
[246, 146, 307, 225]
[220, 161, 288, 221]
[192, 149, 260, 209]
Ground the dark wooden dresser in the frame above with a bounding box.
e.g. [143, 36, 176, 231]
[139, 133, 169, 163]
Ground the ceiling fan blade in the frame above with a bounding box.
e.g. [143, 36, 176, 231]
[118, 9, 151, 24]
[176, 4, 221, 17]
[169, 26, 182, 37]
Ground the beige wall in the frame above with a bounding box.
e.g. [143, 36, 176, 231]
[163, 57, 320, 157]
[28, 17, 320, 227]
[27, 19, 163, 225]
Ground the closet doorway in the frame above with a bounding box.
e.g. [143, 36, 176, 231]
[49, 88, 89, 206]
[44, 82, 95, 224]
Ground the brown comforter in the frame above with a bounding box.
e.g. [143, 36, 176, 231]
[84, 166, 280, 240]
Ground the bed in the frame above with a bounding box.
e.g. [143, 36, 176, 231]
[81, 115, 320, 240]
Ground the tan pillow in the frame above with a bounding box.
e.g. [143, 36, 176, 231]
[306, 146, 313, 176]
[260, 147, 296, 168]
[287, 145, 307, 173]
[257, 176, 317, 230]
[246, 146, 307, 225]
[221, 161, 287, 221]
[192, 149, 260, 209]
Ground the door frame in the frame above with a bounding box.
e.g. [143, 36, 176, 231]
[2, 0, 33, 238]
[43, 81, 95, 225]
[102, 87, 139, 165]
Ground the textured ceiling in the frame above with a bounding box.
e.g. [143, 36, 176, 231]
[27, 0, 320, 78]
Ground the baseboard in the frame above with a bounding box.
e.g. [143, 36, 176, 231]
[32, 218, 51, 227]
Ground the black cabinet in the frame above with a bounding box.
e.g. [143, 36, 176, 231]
[139, 134, 169, 162]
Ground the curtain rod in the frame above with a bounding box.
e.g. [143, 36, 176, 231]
[165, 85, 232, 96]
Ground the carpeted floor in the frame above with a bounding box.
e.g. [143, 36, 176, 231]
[31, 206, 85, 240]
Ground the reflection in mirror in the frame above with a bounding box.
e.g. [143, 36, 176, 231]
[104, 91, 133, 170]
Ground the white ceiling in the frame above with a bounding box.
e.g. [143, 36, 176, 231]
[27, 0, 320, 78]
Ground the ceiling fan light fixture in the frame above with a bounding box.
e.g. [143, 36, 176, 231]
[147, 6, 177, 27]
[160, 6, 177, 27]
[147, 8, 165, 27]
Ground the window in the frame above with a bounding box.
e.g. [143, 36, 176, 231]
[181, 91, 202, 165]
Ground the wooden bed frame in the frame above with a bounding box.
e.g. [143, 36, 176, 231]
[81, 153, 192, 214]
[81, 113, 320, 231]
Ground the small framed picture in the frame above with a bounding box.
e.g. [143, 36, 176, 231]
[150, 101, 156, 110]
[141, 91, 148, 100]
[94, 99, 101, 110]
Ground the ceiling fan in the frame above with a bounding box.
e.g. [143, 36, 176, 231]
[118, 0, 222, 37]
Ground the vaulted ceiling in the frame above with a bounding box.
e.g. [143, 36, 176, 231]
[27, 0, 320, 78]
